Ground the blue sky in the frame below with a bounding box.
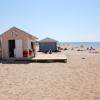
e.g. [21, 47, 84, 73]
[0, 0, 100, 42]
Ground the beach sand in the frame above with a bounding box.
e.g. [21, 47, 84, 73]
[0, 46, 100, 100]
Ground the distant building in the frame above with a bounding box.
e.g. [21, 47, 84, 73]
[0, 27, 38, 59]
[39, 37, 57, 52]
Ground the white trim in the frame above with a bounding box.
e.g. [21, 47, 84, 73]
[27, 38, 30, 57]
[1, 37, 3, 59]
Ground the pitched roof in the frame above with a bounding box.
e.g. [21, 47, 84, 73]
[1, 26, 38, 39]
[39, 37, 57, 43]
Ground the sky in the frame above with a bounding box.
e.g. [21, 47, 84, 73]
[0, 0, 100, 42]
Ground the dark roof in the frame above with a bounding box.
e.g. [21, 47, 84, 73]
[39, 37, 57, 43]
[1, 26, 38, 39]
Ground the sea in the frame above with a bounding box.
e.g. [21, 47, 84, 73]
[59, 42, 100, 48]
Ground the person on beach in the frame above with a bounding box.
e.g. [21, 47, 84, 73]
[49, 49, 52, 54]
[31, 42, 36, 57]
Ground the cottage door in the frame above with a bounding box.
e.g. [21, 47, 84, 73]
[15, 40, 23, 58]
[8, 40, 15, 57]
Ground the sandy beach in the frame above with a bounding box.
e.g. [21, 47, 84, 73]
[0, 46, 100, 100]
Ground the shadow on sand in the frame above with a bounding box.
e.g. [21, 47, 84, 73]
[0, 59, 65, 64]
[0, 60, 32, 64]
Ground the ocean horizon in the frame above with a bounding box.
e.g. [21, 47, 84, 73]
[59, 42, 100, 48]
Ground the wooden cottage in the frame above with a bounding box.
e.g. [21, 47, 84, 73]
[0, 27, 38, 59]
[39, 37, 57, 52]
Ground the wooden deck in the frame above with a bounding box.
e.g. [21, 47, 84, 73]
[15, 53, 67, 63]
[32, 54, 67, 63]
